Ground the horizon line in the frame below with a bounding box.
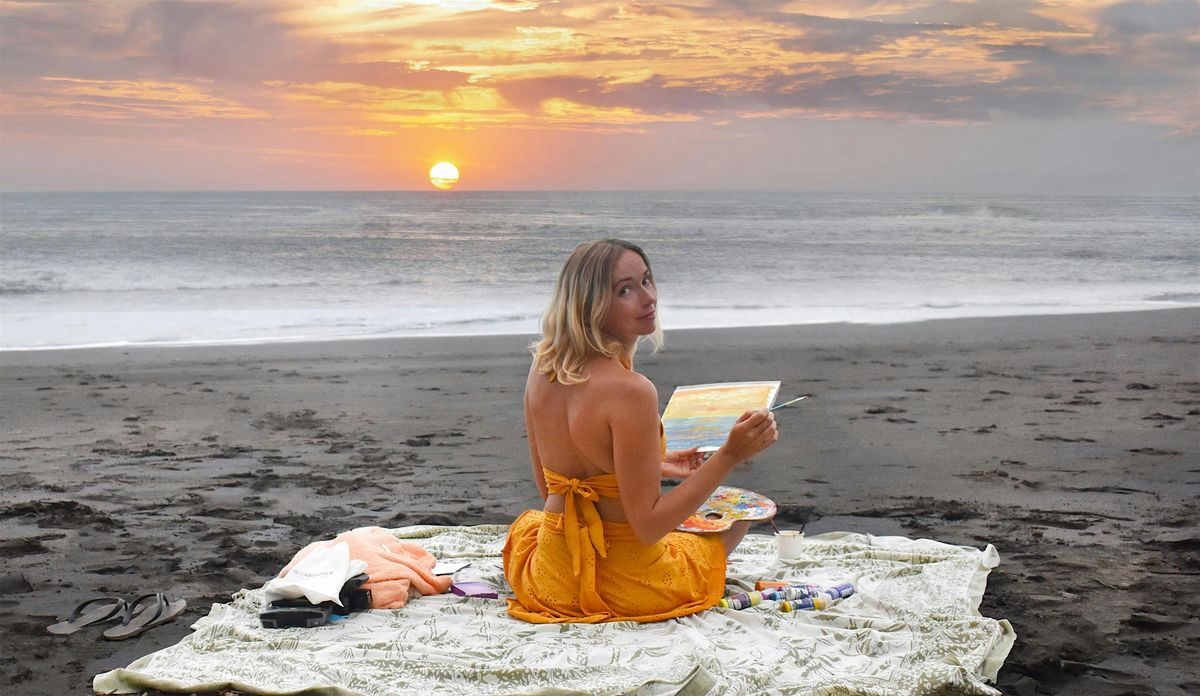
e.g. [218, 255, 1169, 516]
[2, 188, 1197, 198]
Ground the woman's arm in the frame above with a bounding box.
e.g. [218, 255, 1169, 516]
[609, 375, 777, 545]
[661, 448, 704, 478]
[524, 394, 548, 500]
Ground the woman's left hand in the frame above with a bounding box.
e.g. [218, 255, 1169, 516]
[660, 447, 705, 479]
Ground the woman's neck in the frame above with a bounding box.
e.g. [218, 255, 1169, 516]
[616, 340, 637, 369]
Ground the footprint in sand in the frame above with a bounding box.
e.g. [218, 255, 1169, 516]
[1142, 413, 1183, 422]
[1035, 434, 1096, 443]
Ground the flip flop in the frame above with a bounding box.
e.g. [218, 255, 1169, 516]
[47, 597, 128, 635]
[102, 592, 187, 641]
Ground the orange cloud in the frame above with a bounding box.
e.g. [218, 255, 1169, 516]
[14, 78, 267, 121]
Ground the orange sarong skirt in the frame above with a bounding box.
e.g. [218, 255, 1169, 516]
[503, 507, 726, 623]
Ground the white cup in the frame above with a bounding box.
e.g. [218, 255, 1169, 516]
[776, 530, 805, 559]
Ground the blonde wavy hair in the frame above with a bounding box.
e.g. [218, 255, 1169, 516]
[532, 239, 664, 384]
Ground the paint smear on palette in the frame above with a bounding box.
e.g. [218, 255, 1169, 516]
[662, 381, 780, 452]
[678, 486, 777, 533]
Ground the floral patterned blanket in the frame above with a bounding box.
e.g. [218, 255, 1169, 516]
[94, 526, 1014, 696]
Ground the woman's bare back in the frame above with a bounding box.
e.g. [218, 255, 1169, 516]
[525, 356, 654, 523]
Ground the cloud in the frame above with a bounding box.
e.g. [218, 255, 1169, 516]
[489, 62, 1104, 124]
[311, 63, 470, 91]
[1, 1, 472, 90]
[858, 0, 1079, 32]
[495, 75, 604, 112]
[982, 43, 1115, 86]
[1095, 0, 1200, 36]
[123, 1, 306, 82]
[697, 0, 1075, 33]
[773, 14, 958, 54]
[976, 2, 1200, 133]
[496, 74, 732, 114]
[0, 76, 267, 124]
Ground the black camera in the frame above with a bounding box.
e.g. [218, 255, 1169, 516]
[260, 573, 373, 629]
[332, 572, 372, 615]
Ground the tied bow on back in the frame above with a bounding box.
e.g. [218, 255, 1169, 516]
[542, 469, 621, 576]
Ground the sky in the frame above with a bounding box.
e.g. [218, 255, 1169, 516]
[1, 0, 1197, 193]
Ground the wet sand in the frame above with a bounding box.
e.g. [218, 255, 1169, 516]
[1, 309, 1197, 695]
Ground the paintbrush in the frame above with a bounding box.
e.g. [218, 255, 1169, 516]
[768, 395, 810, 411]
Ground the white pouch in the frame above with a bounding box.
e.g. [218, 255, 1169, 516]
[262, 542, 369, 606]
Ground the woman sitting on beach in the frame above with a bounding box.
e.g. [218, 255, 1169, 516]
[503, 239, 778, 623]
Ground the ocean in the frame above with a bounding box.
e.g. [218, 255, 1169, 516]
[1, 191, 1197, 351]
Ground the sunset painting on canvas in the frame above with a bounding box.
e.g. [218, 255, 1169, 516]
[662, 381, 780, 452]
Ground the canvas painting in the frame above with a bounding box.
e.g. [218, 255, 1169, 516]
[662, 381, 780, 452]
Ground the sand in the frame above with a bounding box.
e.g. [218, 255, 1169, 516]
[1, 309, 1197, 695]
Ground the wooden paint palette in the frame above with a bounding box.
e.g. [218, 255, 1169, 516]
[677, 486, 777, 533]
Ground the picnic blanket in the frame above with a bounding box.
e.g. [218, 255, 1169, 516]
[94, 527, 1015, 696]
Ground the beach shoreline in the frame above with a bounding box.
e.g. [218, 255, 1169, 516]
[5, 302, 1197, 353]
[2, 309, 1197, 694]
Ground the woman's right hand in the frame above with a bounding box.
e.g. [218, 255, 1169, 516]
[719, 409, 779, 465]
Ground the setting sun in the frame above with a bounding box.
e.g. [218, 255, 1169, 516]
[429, 162, 460, 190]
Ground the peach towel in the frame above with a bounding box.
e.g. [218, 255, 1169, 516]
[281, 526, 452, 609]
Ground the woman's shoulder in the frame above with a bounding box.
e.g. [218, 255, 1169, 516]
[588, 358, 657, 401]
